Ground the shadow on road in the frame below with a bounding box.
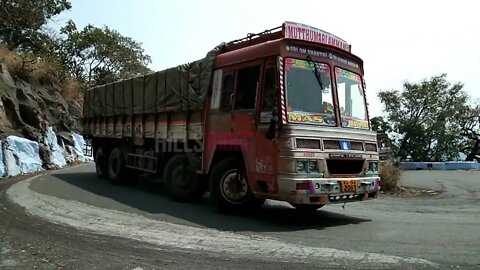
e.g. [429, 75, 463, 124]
[47, 168, 371, 232]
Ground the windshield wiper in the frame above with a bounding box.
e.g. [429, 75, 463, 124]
[306, 55, 324, 90]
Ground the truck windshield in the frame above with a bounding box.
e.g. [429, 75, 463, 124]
[285, 58, 336, 126]
[335, 67, 369, 129]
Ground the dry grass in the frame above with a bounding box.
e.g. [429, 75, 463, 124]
[0, 45, 58, 84]
[0, 46, 23, 74]
[61, 77, 84, 101]
[379, 161, 402, 192]
[0, 45, 84, 100]
[30, 59, 59, 84]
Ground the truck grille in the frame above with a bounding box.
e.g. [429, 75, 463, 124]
[323, 140, 363, 151]
[350, 142, 364, 151]
[323, 140, 340, 149]
[296, 139, 321, 149]
[326, 159, 365, 174]
[365, 143, 377, 152]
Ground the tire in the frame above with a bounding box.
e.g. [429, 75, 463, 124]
[95, 147, 108, 179]
[209, 157, 264, 213]
[163, 154, 205, 202]
[291, 204, 324, 212]
[107, 147, 130, 185]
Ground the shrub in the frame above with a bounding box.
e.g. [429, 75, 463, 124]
[379, 161, 402, 192]
[0, 45, 60, 84]
[30, 59, 59, 84]
[61, 77, 83, 101]
[0, 46, 25, 77]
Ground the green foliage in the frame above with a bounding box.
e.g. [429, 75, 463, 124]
[0, 0, 71, 50]
[0, 1, 152, 87]
[370, 116, 392, 133]
[378, 74, 470, 162]
[56, 20, 152, 86]
[459, 105, 480, 161]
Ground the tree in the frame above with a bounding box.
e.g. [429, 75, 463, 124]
[378, 74, 470, 162]
[370, 116, 392, 133]
[460, 105, 480, 161]
[0, 0, 71, 50]
[56, 20, 152, 86]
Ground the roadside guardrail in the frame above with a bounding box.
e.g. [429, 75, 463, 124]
[399, 161, 480, 170]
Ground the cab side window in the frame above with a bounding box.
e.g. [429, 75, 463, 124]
[220, 72, 234, 110]
[262, 67, 277, 112]
[235, 65, 260, 110]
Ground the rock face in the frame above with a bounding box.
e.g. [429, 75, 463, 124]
[0, 129, 92, 178]
[3, 135, 43, 177]
[0, 62, 87, 178]
[0, 139, 4, 177]
[40, 127, 67, 169]
[0, 63, 80, 141]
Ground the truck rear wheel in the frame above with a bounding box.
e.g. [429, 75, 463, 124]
[95, 147, 108, 179]
[163, 154, 205, 202]
[107, 147, 130, 184]
[209, 157, 264, 213]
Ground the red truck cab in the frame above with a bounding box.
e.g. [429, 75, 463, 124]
[202, 22, 380, 211]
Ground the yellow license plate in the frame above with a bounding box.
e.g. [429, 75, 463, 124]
[340, 180, 358, 192]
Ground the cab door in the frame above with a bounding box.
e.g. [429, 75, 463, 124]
[204, 62, 262, 177]
[204, 60, 278, 196]
[230, 63, 262, 183]
[254, 59, 279, 195]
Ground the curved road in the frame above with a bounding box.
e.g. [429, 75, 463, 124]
[1, 164, 479, 269]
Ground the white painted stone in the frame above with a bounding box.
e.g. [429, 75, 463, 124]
[4, 136, 43, 177]
[42, 127, 67, 168]
[0, 140, 4, 178]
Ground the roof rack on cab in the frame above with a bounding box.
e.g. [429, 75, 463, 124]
[224, 26, 283, 52]
[224, 21, 352, 53]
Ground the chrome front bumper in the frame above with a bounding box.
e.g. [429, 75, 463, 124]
[277, 175, 380, 205]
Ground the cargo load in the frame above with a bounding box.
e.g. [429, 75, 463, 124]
[83, 45, 223, 118]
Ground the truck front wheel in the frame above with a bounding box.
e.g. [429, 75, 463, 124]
[95, 147, 108, 179]
[163, 154, 205, 202]
[209, 157, 264, 212]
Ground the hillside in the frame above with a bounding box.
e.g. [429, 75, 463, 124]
[0, 61, 81, 140]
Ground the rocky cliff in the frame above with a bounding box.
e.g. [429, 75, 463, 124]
[0, 62, 87, 176]
[0, 63, 81, 141]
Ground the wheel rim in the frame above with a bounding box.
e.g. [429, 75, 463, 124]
[171, 166, 192, 190]
[220, 169, 249, 204]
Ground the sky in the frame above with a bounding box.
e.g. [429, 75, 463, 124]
[51, 0, 480, 117]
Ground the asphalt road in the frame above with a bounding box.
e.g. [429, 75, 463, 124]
[1, 164, 479, 269]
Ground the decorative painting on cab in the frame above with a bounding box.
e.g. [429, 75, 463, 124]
[284, 58, 330, 73]
[341, 118, 369, 129]
[287, 113, 336, 126]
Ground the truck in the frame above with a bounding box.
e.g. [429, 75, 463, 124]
[82, 21, 381, 212]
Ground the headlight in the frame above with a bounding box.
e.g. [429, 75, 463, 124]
[308, 160, 317, 172]
[368, 161, 379, 173]
[297, 161, 306, 172]
[296, 160, 320, 173]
